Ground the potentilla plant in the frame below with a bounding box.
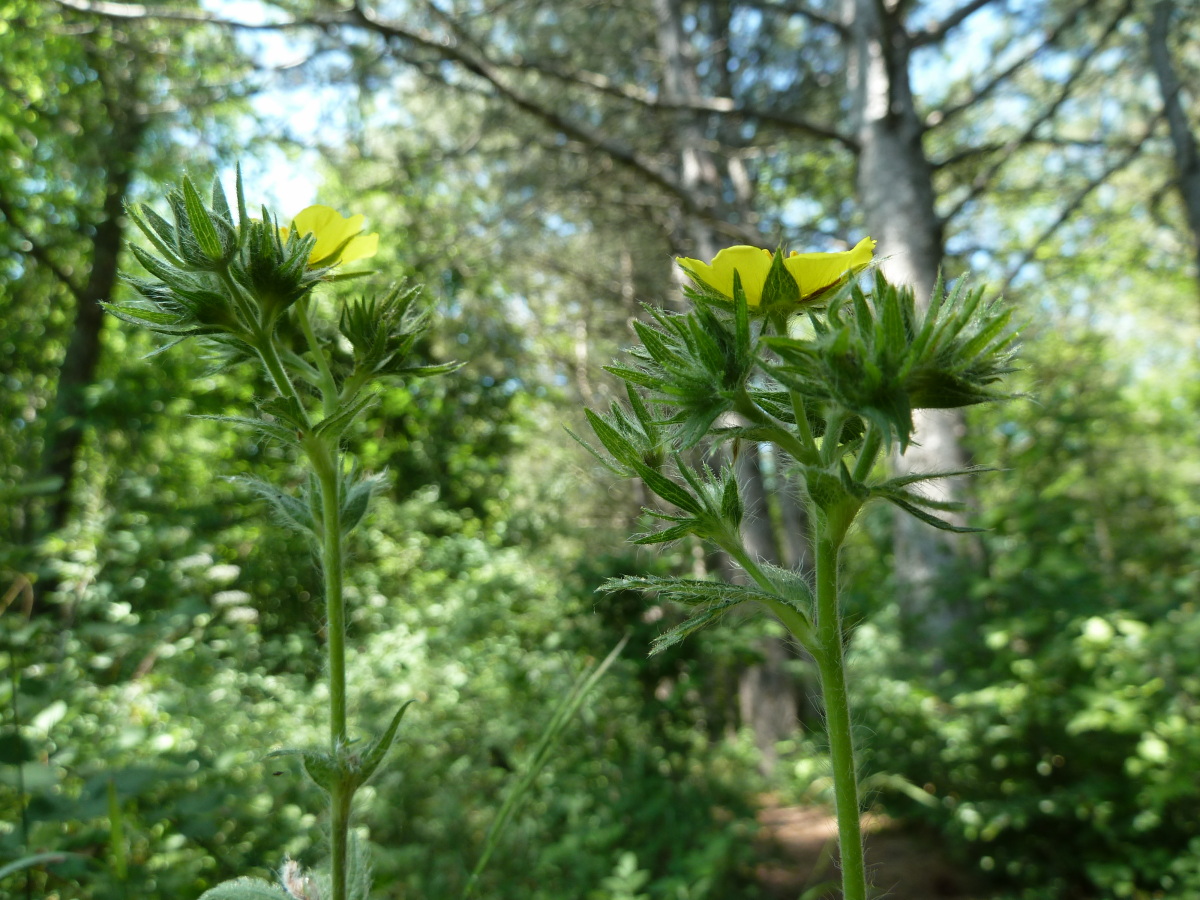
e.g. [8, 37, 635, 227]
[582, 241, 1017, 900]
[106, 171, 459, 900]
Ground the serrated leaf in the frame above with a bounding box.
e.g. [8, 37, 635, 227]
[100, 302, 184, 327]
[630, 460, 702, 514]
[650, 597, 747, 654]
[879, 492, 983, 533]
[183, 177, 224, 261]
[584, 409, 641, 469]
[198, 877, 291, 900]
[630, 522, 697, 544]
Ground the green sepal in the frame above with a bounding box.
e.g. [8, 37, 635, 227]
[759, 248, 800, 309]
[210, 174, 232, 225]
[198, 877, 290, 900]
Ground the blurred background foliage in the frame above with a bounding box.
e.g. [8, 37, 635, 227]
[2, 0, 1198, 898]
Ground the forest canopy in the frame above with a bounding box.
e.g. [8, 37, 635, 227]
[2, 1, 1198, 898]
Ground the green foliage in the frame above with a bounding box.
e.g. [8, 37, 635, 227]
[843, 324, 1200, 898]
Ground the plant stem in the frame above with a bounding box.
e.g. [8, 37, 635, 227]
[814, 530, 866, 900]
[256, 336, 311, 427]
[315, 446, 350, 900]
[298, 297, 340, 418]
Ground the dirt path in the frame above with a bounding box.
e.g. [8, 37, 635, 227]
[754, 796, 987, 899]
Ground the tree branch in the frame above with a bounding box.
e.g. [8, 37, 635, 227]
[938, 0, 1134, 225]
[998, 116, 1159, 295]
[0, 191, 84, 300]
[487, 53, 858, 150]
[925, 0, 1096, 132]
[347, 4, 763, 244]
[911, 0, 1002, 48]
[747, 0, 848, 36]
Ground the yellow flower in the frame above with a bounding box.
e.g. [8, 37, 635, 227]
[678, 238, 875, 306]
[280, 205, 380, 267]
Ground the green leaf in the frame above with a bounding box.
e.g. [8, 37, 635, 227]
[98, 302, 182, 327]
[650, 597, 747, 654]
[584, 409, 640, 469]
[463, 635, 628, 898]
[267, 748, 340, 794]
[259, 396, 308, 431]
[630, 522, 697, 544]
[314, 390, 378, 441]
[228, 476, 314, 536]
[0, 852, 71, 883]
[630, 460, 702, 514]
[355, 700, 415, 787]
[183, 177, 225, 261]
[877, 490, 984, 533]
[198, 877, 291, 900]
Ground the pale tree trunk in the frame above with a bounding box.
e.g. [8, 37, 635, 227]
[1149, 0, 1200, 303]
[655, 0, 799, 770]
[846, 0, 971, 635]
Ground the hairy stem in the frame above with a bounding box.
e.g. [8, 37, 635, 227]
[298, 297, 340, 418]
[315, 445, 350, 900]
[257, 336, 311, 427]
[814, 530, 866, 900]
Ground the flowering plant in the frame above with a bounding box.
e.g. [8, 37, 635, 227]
[108, 170, 457, 900]
[585, 241, 1017, 900]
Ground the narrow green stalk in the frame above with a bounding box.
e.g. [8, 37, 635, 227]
[298, 297, 340, 418]
[852, 424, 883, 484]
[315, 447, 350, 900]
[330, 784, 352, 900]
[257, 336, 311, 427]
[734, 390, 817, 465]
[814, 531, 866, 900]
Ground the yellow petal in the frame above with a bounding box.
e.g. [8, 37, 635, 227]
[285, 205, 379, 267]
[783, 237, 876, 298]
[678, 245, 774, 306]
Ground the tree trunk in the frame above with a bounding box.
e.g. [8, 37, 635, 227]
[846, 0, 971, 634]
[655, 0, 799, 769]
[40, 68, 146, 535]
[1149, 0, 1200, 303]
